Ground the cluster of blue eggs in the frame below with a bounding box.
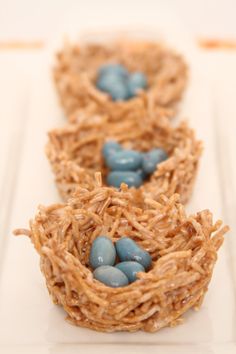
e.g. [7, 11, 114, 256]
[102, 141, 168, 188]
[96, 63, 147, 101]
[90, 236, 152, 287]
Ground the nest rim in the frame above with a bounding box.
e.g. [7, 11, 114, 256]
[46, 114, 203, 204]
[54, 39, 188, 122]
[14, 180, 229, 332]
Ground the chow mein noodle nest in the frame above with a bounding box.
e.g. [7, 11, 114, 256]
[54, 39, 187, 123]
[46, 114, 202, 204]
[14, 178, 229, 332]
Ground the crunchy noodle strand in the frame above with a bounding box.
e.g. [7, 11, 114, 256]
[13, 185, 228, 332]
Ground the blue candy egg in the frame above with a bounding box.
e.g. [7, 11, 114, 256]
[102, 141, 122, 160]
[136, 168, 147, 180]
[96, 72, 122, 92]
[142, 148, 168, 175]
[128, 72, 147, 97]
[108, 80, 130, 101]
[98, 63, 128, 79]
[93, 265, 129, 287]
[97, 64, 147, 101]
[89, 236, 116, 269]
[107, 150, 143, 171]
[115, 237, 152, 270]
[115, 261, 145, 283]
[107, 171, 143, 188]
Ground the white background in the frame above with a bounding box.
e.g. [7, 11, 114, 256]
[1, 0, 236, 40]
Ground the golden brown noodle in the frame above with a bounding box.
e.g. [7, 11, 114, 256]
[14, 176, 229, 332]
[46, 114, 202, 204]
[54, 40, 187, 122]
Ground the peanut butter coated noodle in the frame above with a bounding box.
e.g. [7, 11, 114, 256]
[14, 176, 229, 332]
[54, 40, 187, 122]
[46, 114, 202, 204]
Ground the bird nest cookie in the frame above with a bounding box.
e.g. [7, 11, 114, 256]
[54, 39, 187, 122]
[46, 114, 202, 204]
[14, 180, 229, 332]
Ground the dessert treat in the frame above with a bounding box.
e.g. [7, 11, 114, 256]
[89, 235, 151, 287]
[96, 63, 148, 101]
[103, 142, 168, 188]
[115, 262, 145, 283]
[14, 178, 229, 332]
[12, 29, 230, 335]
[46, 114, 202, 204]
[54, 40, 187, 122]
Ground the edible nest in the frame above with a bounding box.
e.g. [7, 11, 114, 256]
[46, 114, 202, 204]
[54, 39, 188, 122]
[14, 177, 229, 332]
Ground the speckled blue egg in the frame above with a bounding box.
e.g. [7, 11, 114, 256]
[115, 261, 145, 283]
[98, 64, 128, 79]
[107, 150, 143, 171]
[107, 171, 143, 188]
[93, 265, 129, 287]
[89, 236, 116, 269]
[115, 237, 152, 270]
[142, 148, 168, 175]
[102, 141, 122, 160]
[128, 72, 147, 97]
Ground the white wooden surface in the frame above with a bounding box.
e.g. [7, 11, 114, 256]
[0, 2, 235, 353]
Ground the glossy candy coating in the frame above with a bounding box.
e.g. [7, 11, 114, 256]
[89, 236, 116, 269]
[97, 73, 119, 92]
[136, 168, 147, 180]
[128, 72, 147, 96]
[108, 80, 130, 101]
[98, 64, 128, 79]
[102, 141, 122, 160]
[115, 237, 152, 270]
[107, 171, 143, 188]
[107, 150, 143, 171]
[96, 64, 130, 101]
[96, 64, 147, 101]
[115, 261, 145, 283]
[93, 265, 129, 287]
[142, 148, 168, 175]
